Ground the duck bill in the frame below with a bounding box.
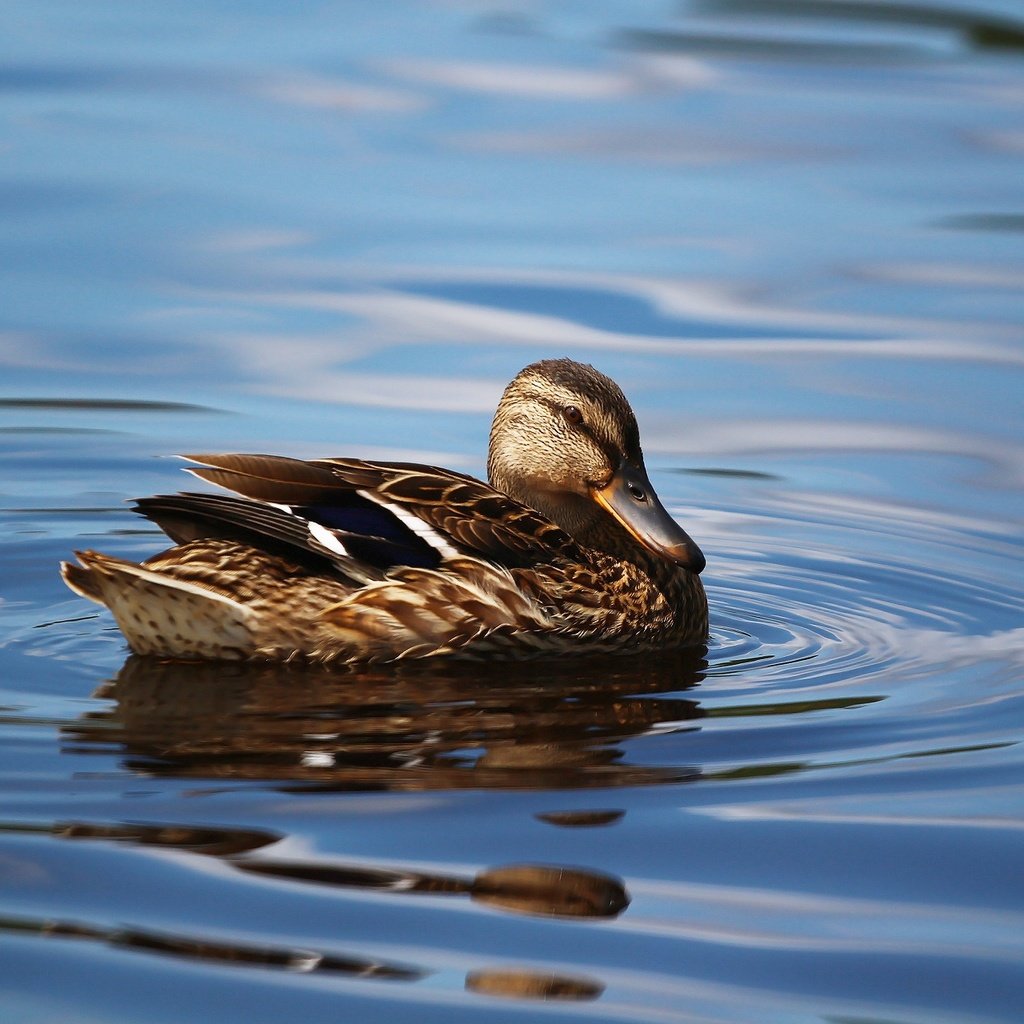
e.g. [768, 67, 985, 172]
[591, 462, 706, 574]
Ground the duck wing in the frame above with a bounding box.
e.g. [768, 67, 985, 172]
[133, 453, 579, 577]
[318, 456, 578, 567]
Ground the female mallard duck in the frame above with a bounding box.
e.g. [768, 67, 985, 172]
[62, 359, 707, 662]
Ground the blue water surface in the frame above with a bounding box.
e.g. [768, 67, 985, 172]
[1, 2, 1023, 1022]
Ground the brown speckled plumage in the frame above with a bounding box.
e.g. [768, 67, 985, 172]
[62, 359, 708, 662]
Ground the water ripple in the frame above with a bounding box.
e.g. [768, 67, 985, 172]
[703, 490, 1024, 700]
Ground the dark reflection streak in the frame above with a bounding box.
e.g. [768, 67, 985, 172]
[0, 427, 125, 435]
[10, 507, 122, 515]
[691, 0, 1024, 53]
[707, 653, 774, 669]
[234, 861, 630, 919]
[53, 820, 281, 857]
[33, 614, 99, 629]
[0, 913, 424, 980]
[711, 761, 808, 781]
[536, 810, 625, 828]
[0, 820, 279, 857]
[674, 467, 782, 481]
[0, 65, 253, 98]
[936, 213, 1024, 233]
[706, 695, 884, 717]
[0, 398, 226, 413]
[1, 910, 603, 1000]
[0, 67, 140, 92]
[1, 715, 98, 729]
[708, 739, 1014, 781]
[901, 741, 1016, 760]
[235, 860, 423, 892]
[263, 764, 697, 793]
[4, 819, 630, 921]
[618, 29, 929, 63]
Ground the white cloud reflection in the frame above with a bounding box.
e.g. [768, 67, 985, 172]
[855, 262, 1024, 290]
[259, 367, 501, 412]
[378, 50, 717, 102]
[460, 126, 808, 164]
[256, 73, 427, 113]
[621, 871, 1024, 964]
[225, 279, 1024, 364]
[379, 58, 639, 99]
[697, 792, 1024, 832]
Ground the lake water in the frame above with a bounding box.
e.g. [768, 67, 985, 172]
[2, 2, 1023, 1021]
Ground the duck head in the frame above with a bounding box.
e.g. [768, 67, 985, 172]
[487, 359, 705, 574]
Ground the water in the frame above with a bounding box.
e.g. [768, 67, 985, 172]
[2, 2, 1023, 1021]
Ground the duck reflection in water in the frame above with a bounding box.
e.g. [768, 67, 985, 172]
[65, 647, 706, 790]
[53, 639, 705, 1005]
[27, 817, 623, 1000]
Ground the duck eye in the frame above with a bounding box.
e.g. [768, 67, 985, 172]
[563, 406, 584, 426]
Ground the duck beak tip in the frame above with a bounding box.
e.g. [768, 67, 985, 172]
[591, 462, 706, 574]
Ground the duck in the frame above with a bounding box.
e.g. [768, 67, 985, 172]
[61, 358, 708, 662]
